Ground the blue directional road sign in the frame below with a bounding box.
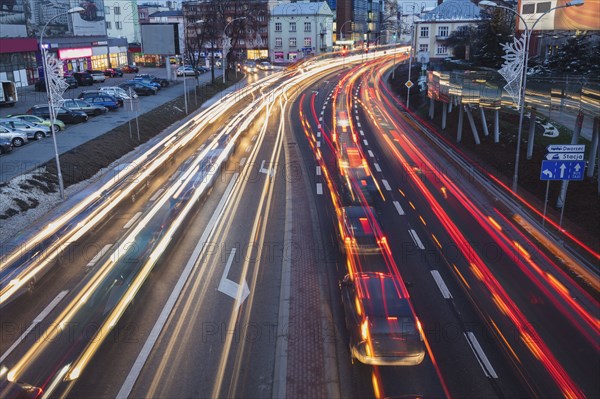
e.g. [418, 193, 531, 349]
[540, 160, 586, 181]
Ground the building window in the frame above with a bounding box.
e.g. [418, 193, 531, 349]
[419, 44, 428, 52]
[522, 3, 535, 13]
[304, 22, 311, 32]
[537, 1, 551, 12]
[139, 12, 145, 19]
[304, 37, 311, 47]
[105, 7, 110, 14]
[289, 37, 296, 47]
[257, 15, 265, 22]
[436, 45, 447, 55]
[289, 22, 296, 32]
[420, 26, 429, 37]
[275, 37, 282, 47]
[106, 21, 111, 29]
[114, 6, 121, 15]
[116, 21, 122, 29]
[275, 22, 282, 32]
[438, 26, 448, 37]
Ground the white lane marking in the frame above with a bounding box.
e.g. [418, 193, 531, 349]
[117, 174, 239, 399]
[86, 244, 113, 268]
[355, 109, 358, 114]
[360, 130, 365, 136]
[319, 116, 323, 121]
[218, 248, 250, 308]
[464, 332, 498, 379]
[123, 212, 142, 229]
[149, 189, 164, 202]
[251, 135, 258, 142]
[382, 179, 392, 191]
[374, 163, 381, 172]
[316, 183, 323, 195]
[317, 124, 321, 130]
[368, 150, 374, 158]
[320, 110, 324, 116]
[363, 139, 369, 146]
[317, 141, 321, 148]
[240, 157, 247, 166]
[408, 229, 425, 249]
[357, 122, 361, 128]
[431, 270, 453, 299]
[0, 290, 69, 363]
[317, 131, 321, 138]
[393, 201, 405, 216]
[316, 166, 321, 176]
[245, 145, 252, 153]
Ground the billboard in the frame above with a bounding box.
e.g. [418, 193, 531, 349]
[141, 23, 180, 55]
[0, 0, 106, 38]
[517, 0, 600, 31]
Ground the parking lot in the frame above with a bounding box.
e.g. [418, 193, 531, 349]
[0, 66, 222, 183]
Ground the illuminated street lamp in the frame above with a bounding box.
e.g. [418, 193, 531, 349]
[478, 0, 585, 193]
[40, 6, 84, 199]
[223, 17, 246, 84]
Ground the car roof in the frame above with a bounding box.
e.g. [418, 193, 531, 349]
[353, 273, 412, 318]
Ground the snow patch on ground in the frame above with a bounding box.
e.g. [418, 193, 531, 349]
[0, 167, 99, 241]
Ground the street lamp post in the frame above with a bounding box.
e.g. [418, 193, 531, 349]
[223, 17, 246, 84]
[406, 23, 415, 108]
[40, 6, 84, 200]
[182, 19, 205, 115]
[338, 20, 352, 68]
[479, 0, 584, 192]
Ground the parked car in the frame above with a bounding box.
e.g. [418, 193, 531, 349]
[27, 104, 88, 124]
[135, 74, 169, 87]
[77, 92, 120, 109]
[0, 138, 13, 155]
[61, 99, 108, 116]
[120, 64, 139, 73]
[176, 66, 196, 76]
[340, 272, 425, 366]
[34, 75, 78, 91]
[6, 114, 65, 132]
[196, 66, 209, 73]
[104, 67, 124, 77]
[132, 77, 161, 90]
[99, 86, 137, 100]
[0, 125, 28, 147]
[0, 118, 50, 140]
[86, 69, 106, 83]
[257, 61, 273, 71]
[119, 81, 157, 96]
[72, 72, 94, 86]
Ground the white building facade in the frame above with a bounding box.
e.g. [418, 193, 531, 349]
[105, 0, 141, 44]
[413, 0, 481, 62]
[269, 1, 334, 63]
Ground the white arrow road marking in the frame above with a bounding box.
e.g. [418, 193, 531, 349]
[431, 270, 452, 299]
[218, 248, 250, 309]
[408, 229, 425, 249]
[0, 290, 69, 363]
[259, 160, 275, 177]
[464, 332, 498, 378]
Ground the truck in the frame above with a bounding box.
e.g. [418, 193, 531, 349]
[0, 81, 18, 106]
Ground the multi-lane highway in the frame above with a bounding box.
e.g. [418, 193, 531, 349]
[0, 47, 598, 399]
